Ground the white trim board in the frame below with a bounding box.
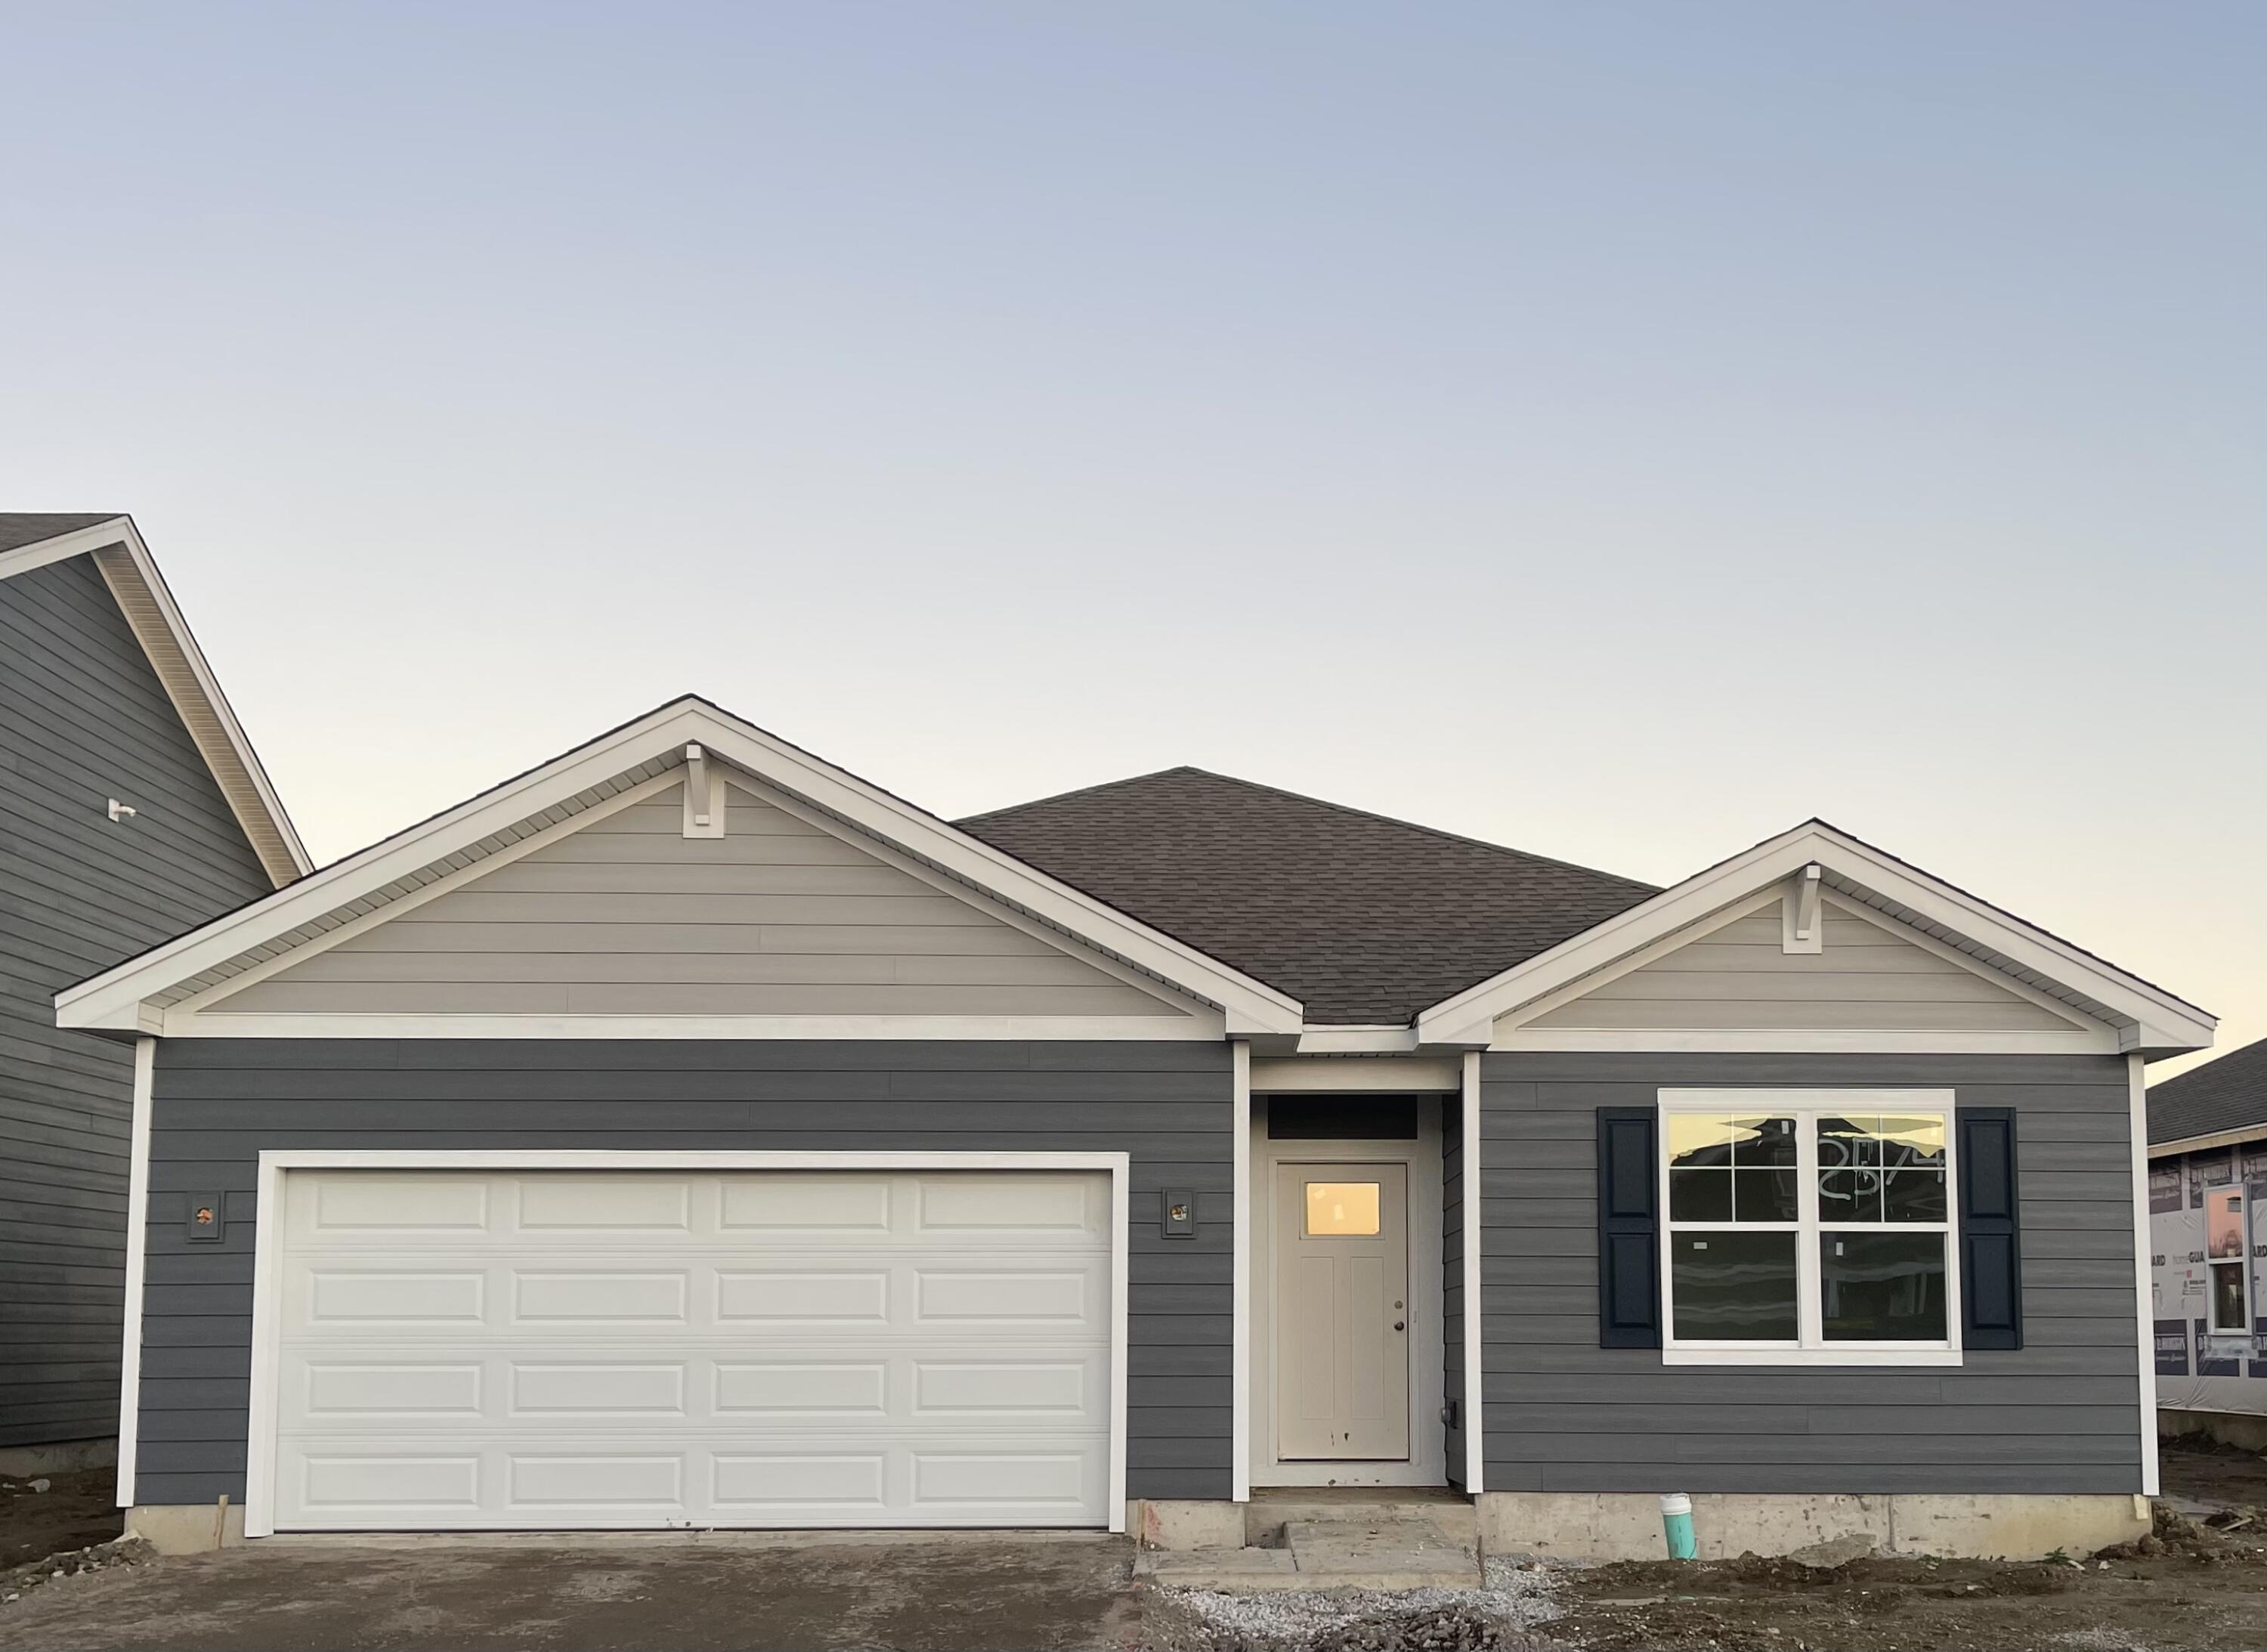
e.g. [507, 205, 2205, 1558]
[1416, 821, 2214, 1058]
[62, 697, 1303, 1037]
[240, 1149, 1131, 1539]
[114, 1037, 155, 1511]
[2126, 1055, 2160, 1497]
[1458, 1050, 1483, 1494]
[0, 515, 309, 885]
[1231, 1040, 1252, 1504]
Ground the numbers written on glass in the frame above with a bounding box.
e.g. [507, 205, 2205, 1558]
[1662, 1102, 1955, 1354]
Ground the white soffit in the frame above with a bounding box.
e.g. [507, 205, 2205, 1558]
[57, 697, 1304, 1035]
[1413, 820, 2216, 1056]
[0, 516, 310, 887]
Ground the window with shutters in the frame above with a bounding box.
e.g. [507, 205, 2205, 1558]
[1656, 1090, 1962, 1366]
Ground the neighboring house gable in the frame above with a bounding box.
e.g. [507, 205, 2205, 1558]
[199, 781, 1196, 1022]
[1520, 894, 2091, 1035]
[0, 524, 299, 1451]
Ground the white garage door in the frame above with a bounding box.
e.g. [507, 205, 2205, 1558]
[265, 1167, 1114, 1530]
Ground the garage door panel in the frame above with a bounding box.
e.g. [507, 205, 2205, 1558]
[509, 1363, 688, 1417]
[515, 1177, 693, 1231]
[714, 1361, 889, 1415]
[302, 1270, 487, 1323]
[269, 1168, 1113, 1530]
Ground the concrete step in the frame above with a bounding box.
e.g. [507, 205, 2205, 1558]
[1136, 1515, 1481, 1595]
[1243, 1488, 1477, 1548]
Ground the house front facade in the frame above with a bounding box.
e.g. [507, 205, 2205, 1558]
[57, 697, 2213, 1557]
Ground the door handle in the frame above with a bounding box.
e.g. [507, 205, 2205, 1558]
[1393, 1320, 1405, 1332]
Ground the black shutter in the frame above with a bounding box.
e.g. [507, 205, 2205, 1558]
[1958, 1107, 2023, 1351]
[1597, 1107, 1661, 1347]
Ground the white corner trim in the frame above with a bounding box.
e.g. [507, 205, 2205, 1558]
[0, 516, 311, 884]
[1231, 1040, 1252, 1504]
[61, 698, 1302, 1035]
[114, 1036, 154, 1510]
[1461, 1050, 1483, 1496]
[2127, 1053, 2160, 1498]
[241, 1149, 1133, 1540]
[1416, 820, 2214, 1053]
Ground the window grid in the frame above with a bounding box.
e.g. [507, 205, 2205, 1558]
[1657, 1091, 1962, 1363]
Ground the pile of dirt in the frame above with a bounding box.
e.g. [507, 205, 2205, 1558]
[1548, 1508, 2267, 1652]
[0, 1472, 121, 1575]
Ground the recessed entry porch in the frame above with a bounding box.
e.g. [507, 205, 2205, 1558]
[1248, 1088, 1459, 1490]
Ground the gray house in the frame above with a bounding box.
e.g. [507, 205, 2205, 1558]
[1, 514, 306, 1462]
[56, 696, 2212, 1558]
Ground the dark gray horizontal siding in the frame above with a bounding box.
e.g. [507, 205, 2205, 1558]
[1480, 1051, 2142, 1495]
[137, 1038, 1233, 1505]
[2, 554, 275, 1447]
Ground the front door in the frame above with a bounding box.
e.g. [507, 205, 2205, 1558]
[1273, 1162, 1410, 1460]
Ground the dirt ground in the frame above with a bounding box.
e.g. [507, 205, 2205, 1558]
[1, 1448, 2262, 1650]
[1544, 1443, 2267, 1652]
[0, 1533, 1143, 1651]
[0, 1470, 120, 1573]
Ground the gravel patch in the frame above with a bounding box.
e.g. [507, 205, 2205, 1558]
[1145, 1555, 1564, 1650]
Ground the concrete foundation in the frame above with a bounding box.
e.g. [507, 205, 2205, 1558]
[0, 1437, 116, 1477]
[127, 1502, 247, 1555]
[1477, 1491, 2152, 1562]
[1126, 1499, 1246, 1550]
[2160, 1407, 2267, 1455]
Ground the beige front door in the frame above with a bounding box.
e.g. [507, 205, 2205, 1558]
[1273, 1162, 1410, 1461]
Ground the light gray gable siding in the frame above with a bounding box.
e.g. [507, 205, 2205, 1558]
[1523, 905, 2086, 1034]
[1480, 1052, 2141, 1495]
[205, 784, 1192, 1020]
[0, 555, 276, 1446]
[133, 1038, 1232, 1505]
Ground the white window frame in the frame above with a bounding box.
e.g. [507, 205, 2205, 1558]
[1657, 1089, 1964, 1368]
[2204, 1181, 2251, 1335]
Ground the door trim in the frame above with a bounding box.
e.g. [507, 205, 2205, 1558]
[243, 1149, 1130, 1539]
[1248, 1109, 1446, 1488]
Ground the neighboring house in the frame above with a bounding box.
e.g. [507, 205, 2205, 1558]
[2148, 1037, 2267, 1447]
[56, 696, 2213, 1558]
[1, 515, 307, 1461]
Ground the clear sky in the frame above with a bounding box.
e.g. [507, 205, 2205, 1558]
[5, 3, 2259, 1073]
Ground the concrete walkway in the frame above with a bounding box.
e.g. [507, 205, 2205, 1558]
[0, 1533, 1141, 1651]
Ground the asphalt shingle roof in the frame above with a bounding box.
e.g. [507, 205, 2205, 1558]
[957, 767, 1659, 1026]
[2149, 1036, 2267, 1146]
[0, 514, 122, 555]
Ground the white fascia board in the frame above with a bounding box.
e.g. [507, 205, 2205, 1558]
[162, 1012, 1223, 1041]
[60, 697, 1302, 1035]
[0, 516, 312, 881]
[1415, 821, 2216, 1054]
[2148, 1123, 2267, 1160]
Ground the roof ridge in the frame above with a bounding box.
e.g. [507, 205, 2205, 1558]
[957, 765, 1211, 825]
[1010, 763, 1660, 895]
